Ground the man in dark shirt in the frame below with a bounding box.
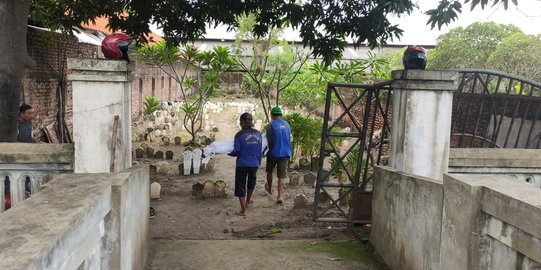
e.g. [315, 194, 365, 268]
[229, 113, 263, 216]
[18, 104, 35, 143]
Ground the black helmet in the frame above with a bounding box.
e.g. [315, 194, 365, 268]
[403, 46, 427, 70]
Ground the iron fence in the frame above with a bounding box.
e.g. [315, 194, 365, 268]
[313, 81, 392, 224]
[452, 69, 541, 149]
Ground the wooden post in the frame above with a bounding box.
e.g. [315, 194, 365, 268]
[110, 115, 119, 172]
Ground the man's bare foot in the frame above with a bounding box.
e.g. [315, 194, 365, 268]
[235, 211, 246, 216]
[246, 200, 254, 207]
[276, 198, 283, 204]
[265, 183, 272, 194]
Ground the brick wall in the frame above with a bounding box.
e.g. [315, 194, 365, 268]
[131, 63, 197, 117]
[22, 27, 199, 141]
[22, 27, 99, 141]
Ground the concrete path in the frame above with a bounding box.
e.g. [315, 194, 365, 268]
[148, 239, 386, 270]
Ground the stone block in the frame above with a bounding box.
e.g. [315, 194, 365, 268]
[149, 165, 157, 175]
[192, 183, 205, 199]
[311, 156, 320, 171]
[174, 136, 182, 145]
[212, 126, 219, 132]
[135, 148, 145, 159]
[150, 182, 161, 199]
[299, 158, 311, 171]
[202, 180, 215, 198]
[304, 172, 317, 186]
[289, 172, 301, 186]
[162, 137, 170, 146]
[165, 151, 174, 160]
[154, 151, 164, 159]
[318, 192, 331, 207]
[204, 159, 216, 173]
[214, 180, 226, 197]
[140, 143, 148, 151]
[146, 147, 154, 158]
[293, 194, 308, 209]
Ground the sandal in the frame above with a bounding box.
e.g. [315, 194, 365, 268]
[276, 199, 283, 204]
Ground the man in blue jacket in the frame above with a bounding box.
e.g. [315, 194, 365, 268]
[229, 113, 262, 216]
[265, 106, 291, 204]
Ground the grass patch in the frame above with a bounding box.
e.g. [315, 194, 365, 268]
[283, 240, 375, 262]
[262, 227, 282, 236]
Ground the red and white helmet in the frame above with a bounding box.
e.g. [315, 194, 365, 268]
[101, 33, 133, 61]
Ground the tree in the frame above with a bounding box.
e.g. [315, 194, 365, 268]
[233, 13, 309, 122]
[0, 0, 519, 141]
[134, 41, 236, 144]
[428, 22, 521, 69]
[487, 33, 541, 82]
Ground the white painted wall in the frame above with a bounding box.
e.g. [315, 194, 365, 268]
[389, 70, 457, 180]
[68, 59, 133, 173]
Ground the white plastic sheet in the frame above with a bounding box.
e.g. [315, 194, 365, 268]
[202, 135, 268, 164]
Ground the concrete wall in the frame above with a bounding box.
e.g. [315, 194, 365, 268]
[68, 59, 133, 173]
[0, 143, 74, 211]
[441, 174, 541, 269]
[105, 166, 150, 270]
[371, 166, 444, 270]
[372, 164, 541, 269]
[0, 165, 150, 270]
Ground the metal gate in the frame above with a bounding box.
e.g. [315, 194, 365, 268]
[313, 81, 392, 224]
[452, 69, 541, 149]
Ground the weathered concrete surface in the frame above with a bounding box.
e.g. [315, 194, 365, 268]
[0, 173, 112, 270]
[370, 166, 444, 270]
[440, 174, 485, 269]
[449, 148, 541, 168]
[441, 174, 541, 269]
[148, 240, 386, 270]
[106, 165, 150, 270]
[389, 70, 457, 180]
[0, 143, 74, 164]
[68, 58, 133, 173]
[0, 166, 150, 270]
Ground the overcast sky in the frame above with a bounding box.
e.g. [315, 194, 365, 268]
[150, 0, 541, 45]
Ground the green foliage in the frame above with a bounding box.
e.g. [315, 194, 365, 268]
[281, 53, 393, 115]
[134, 41, 236, 143]
[428, 22, 522, 69]
[29, 0, 517, 64]
[426, 0, 518, 30]
[329, 147, 371, 189]
[143, 96, 160, 115]
[487, 33, 541, 82]
[282, 113, 323, 160]
[234, 15, 308, 121]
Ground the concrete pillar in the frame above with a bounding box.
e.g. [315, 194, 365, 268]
[68, 59, 133, 173]
[389, 70, 458, 180]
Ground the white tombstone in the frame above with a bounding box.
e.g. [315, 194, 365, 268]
[192, 148, 203, 174]
[183, 150, 193, 175]
[150, 182, 161, 199]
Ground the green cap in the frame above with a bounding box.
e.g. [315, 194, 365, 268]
[271, 106, 283, 115]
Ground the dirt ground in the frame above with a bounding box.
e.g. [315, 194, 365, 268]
[134, 98, 385, 269]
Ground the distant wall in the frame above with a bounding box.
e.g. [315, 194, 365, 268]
[0, 165, 150, 270]
[371, 166, 444, 270]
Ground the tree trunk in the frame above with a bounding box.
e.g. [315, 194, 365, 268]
[0, 0, 31, 142]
